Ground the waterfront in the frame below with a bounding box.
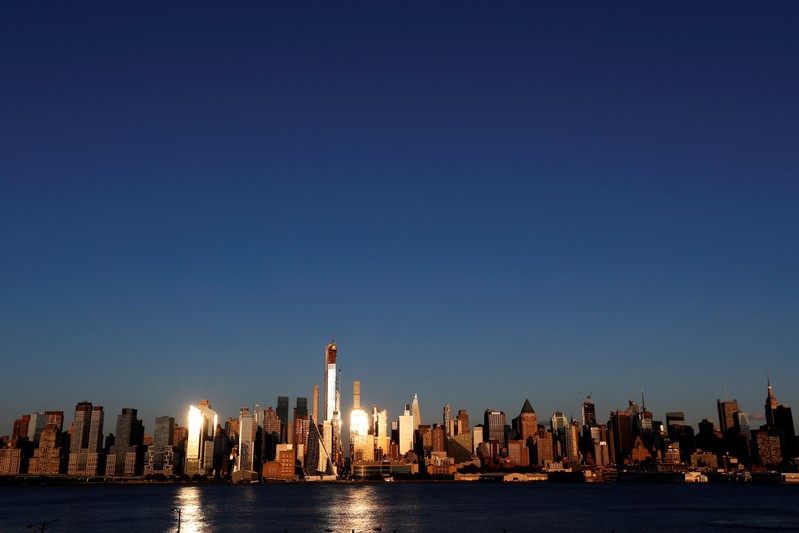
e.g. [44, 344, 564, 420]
[2, 482, 799, 532]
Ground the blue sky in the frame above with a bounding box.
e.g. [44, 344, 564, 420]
[2, 2, 798, 436]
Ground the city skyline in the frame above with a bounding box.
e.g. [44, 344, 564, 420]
[3, 338, 793, 449]
[3, 2, 798, 438]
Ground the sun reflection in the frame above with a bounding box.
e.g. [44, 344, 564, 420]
[172, 486, 206, 533]
[334, 485, 384, 533]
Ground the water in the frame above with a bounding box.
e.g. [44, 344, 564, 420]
[2, 482, 799, 532]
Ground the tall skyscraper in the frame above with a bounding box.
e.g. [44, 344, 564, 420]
[398, 404, 414, 455]
[67, 402, 105, 476]
[443, 405, 451, 437]
[513, 399, 537, 444]
[238, 407, 256, 472]
[185, 399, 217, 476]
[484, 410, 507, 449]
[411, 394, 422, 431]
[766, 378, 779, 427]
[107, 408, 143, 476]
[26, 413, 47, 444]
[70, 401, 93, 453]
[764, 380, 796, 459]
[324, 340, 338, 422]
[717, 398, 739, 434]
[350, 381, 372, 461]
[277, 396, 289, 444]
[457, 410, 470, 435]
[581, 396, 597, 428]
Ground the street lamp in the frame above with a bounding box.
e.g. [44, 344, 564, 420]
[172, 507, 182, 533]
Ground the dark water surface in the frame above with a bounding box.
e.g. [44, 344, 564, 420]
[2, 482, 799, 532]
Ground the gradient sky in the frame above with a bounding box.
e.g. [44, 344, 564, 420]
[2, 2, 798, 438]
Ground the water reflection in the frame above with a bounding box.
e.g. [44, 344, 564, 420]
[322, 485, 385, 533]
[172, 486, 207, 533]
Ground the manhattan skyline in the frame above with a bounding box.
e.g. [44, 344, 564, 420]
[2, 2, 798, 435]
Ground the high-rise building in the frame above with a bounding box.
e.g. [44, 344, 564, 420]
[582, 396, 597, 428]
[443, 405, 451, 437]
[550, 411, 568, 458]
[322, 340, 343, 472]
[28, 423, 63, 475]
[70, 401, 93, 453]
[27, 413, 47, 444]
[374, 407, 389, 460]
[398, 404, 414, 455]
[457, 410, 470, 435]
[106, 408, 143, 476]
[484, 410, 507, 450]
[277, 396, 289, 444]
[67, 402, 105, 476]
[513, 399, 537, 444]
[608, 410, 633, 465]
[145, 416, 179, 476]
[350, 381, 372, 461]
[766, 378, 779, 427]
[185, 399, 217, 476]
[11, 415, 30, 444]
[324, 340, 337, 423]
[411, 394, 422, 431]
[717, 398, 739, 434]
[238, 408, 256, 472]
[764, 380, 796, 459]
[472, 425, 484, 455]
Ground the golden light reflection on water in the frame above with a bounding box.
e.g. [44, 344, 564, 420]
[172, 486, 207, 533]
[323, 485, 385, 533]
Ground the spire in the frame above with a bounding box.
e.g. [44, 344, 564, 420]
[766, 376, 778, 410]
[521, 399, 535, 414]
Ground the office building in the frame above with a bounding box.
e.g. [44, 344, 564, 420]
[185, 399, 217, 476]
[398, 404, 414, 455]
[484, 410, 506, 449]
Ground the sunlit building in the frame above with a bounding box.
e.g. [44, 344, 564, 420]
[398, 404, 414, 455]
[513, 400, 537, 446]
[411, 394, 422, 431]
[28, 422, 65, 475]
[237, 408, 256, 472]
[185, 399, 217, 477]
[350, 381, 373, 462]
[68, 402, 105, 476]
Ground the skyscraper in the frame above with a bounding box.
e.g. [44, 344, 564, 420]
[350, 381, 372, 461]
[277, 396, 289, 444]
[70, 401, 93, 453]
[398, 404, 414, 455]
[106, 408, 143, 475]
[67, 402, 105, 476]
[324, 340, 337, 423]
[717, 398, 739, 434]
[484, 410, 507, 449]
[411, 394, 422, 431]
[185, 399, 217, 476]
[238, 407, 256, 472]
[581, 396, 597, 428]
[513, 399, 537, 444]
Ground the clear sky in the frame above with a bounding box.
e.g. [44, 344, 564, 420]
[2, 2, 798, 437]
